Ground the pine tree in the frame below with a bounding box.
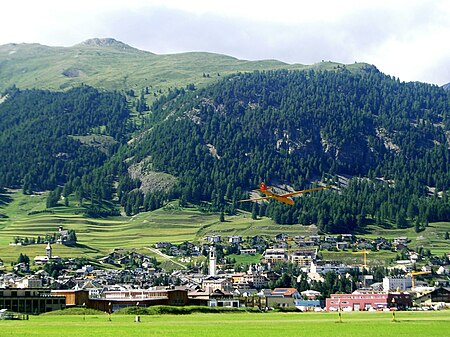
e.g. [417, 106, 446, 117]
[251, 203, 258, 220]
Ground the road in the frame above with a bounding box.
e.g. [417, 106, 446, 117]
[145, 247, 187, 269]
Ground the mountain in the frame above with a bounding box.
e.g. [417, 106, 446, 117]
[443, 82, 450, 90]
[122, 68, 450, 232]
[76, 38, 139, 51]
[0, 38, 369, 103]
[1, 38, 450, 233]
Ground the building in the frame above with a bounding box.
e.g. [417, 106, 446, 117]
[266, 288, 301, 308]
[14, 275, 43, 289]
[228, 236, 242, 244]
[0, 288, 65, 314]
[382, 276, 412, 292]
[56, 226, 75, 245]
[202, 276, 233, 293]
[51, 289, 90, 307]
[232, 266, 268, 289]
[209, 246, 216, 277]
[91, 288, 189, 312]
[294, 299, 322, 311]
[326, 291, 412, 311]
[235, 290, 267, 309]
[414, 287, 450, 307]
[288, 249, 316, 266]
[300, 290, 322, 299]
[206, 235, 222, 243]
[207, 289, 240, 308]
[240, 249, 257, 255]
[336, 242, 349, 250]
[263, 249, 286, 264]
[309, 261, 357, 274]
[33, 242, 60, 265]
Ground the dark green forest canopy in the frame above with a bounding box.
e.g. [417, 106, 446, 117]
[1, 67, 450, 233]
[127, 68, 450, 232]
[0, 86, 130, 190]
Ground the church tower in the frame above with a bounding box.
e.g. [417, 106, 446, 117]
[46, 242, 52, 259]
[209, 246, 216, 277]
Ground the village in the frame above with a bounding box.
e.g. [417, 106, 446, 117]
[1, 226, 449, 316]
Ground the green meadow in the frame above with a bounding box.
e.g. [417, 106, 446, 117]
[0, 190, 449, 268]
[0, 41, 370, 109]
[0, 311, 449, 337]
[0, 191, 316, 266]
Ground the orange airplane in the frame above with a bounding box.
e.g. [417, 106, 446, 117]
[239, 182, 329, 205]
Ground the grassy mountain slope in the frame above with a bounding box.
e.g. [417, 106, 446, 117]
[0, 38, 368, 102]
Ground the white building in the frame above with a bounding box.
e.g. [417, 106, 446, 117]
[228, 236, 242, 244]
[209, 246, 216, 277]
[15, 275, 43, 288]
[263, 249, 287, 264]
[309, 261, 356, 274]
[34, 242, 60, 265]
[382, 276, 412, 292]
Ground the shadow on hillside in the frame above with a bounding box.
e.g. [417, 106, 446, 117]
[0, 193, 13, 206]
[70, 242, 101, 253]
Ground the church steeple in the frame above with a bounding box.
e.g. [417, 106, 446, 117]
[209, 246, 216, 277]
[46, 242, 52, 259]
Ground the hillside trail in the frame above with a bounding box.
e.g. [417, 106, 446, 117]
[145, 247, 187, 269]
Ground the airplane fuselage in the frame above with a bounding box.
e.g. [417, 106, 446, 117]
[260, 184, 295, 205]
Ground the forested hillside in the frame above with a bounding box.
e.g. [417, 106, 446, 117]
[0, 86, 130, 192]
[1, 66, 450, 234]
[124, 67, 450, 233]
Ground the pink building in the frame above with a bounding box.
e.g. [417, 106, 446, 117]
[326, 291, 412, 311]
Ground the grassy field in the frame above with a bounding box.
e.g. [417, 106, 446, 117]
[0, 190, 449, 268]
[0, 191, 318, 266]
[0, 311, 449, 337]
[362, 222, 450, 256]
[0, 41, 370, 108]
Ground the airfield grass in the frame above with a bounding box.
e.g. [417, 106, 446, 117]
[0, 190, 449, 268]
[0, 311, 449, 337]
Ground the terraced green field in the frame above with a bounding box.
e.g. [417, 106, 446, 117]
[0, 311, 449, 337]
[0, 191, 316, 265]
[0, 190, 449, 267]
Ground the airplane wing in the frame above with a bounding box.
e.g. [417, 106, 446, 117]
[239, 196, 274, 202]
[279, 186, 330, 198]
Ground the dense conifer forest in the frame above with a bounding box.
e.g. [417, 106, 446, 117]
[0, 85, 130, 192]
[1, 68, 450, 232]
[125, 68, 450, 232]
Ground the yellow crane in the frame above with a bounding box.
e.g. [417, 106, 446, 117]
[352, 250, 369, 269]
[407, 271, 431, 289]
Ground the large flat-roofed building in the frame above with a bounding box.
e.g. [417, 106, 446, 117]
[0, 288, 65, 314]
[382, 276, 412, 292]
[50, 289, 90, 307]
[263, 249, 287, 264]
[90, 288, 189, 312]
[326, 291, 412, 311]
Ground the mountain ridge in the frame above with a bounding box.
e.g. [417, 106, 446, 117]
[76, 37, 140, 51]
[0, 38, 372, 101]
